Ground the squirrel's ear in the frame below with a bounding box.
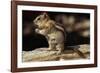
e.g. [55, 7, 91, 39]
[43, 12, 48, 18]
[43, 12, 47, 15]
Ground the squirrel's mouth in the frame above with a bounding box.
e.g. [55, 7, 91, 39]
[34, 25, 38, 28]
[33, 23, 39, 28]
[35, 25, 45, 30]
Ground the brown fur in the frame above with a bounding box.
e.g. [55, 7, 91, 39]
[33, 13, 65, 54]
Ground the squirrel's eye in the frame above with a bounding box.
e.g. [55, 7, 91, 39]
[37, 18, 40, 20]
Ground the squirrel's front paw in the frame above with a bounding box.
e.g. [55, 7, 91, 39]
[35, 29, 39, 33]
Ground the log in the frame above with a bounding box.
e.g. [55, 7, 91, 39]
[22, 44, 90, 62]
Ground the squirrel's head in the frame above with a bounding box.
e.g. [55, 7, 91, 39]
[33, 13, 50, 29]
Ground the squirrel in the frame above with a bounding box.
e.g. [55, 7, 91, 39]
[33, 13, 66, 54]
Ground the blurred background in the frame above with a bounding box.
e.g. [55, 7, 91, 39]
[22, 10, 90, 51]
